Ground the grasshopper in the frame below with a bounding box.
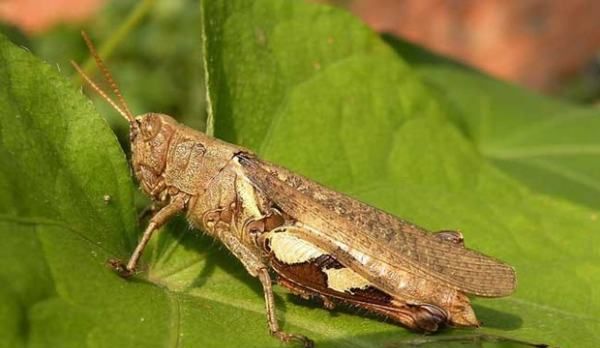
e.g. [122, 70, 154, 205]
[72, 32, 516, 347]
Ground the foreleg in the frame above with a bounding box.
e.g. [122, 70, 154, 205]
[109, 193, 187, 277]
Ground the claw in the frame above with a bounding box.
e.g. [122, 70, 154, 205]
[273, 331, 314, 348]
[107, 258, 135, 278]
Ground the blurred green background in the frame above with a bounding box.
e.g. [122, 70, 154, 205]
[1, 0, 207, 151]
[1, 0, 599, 144]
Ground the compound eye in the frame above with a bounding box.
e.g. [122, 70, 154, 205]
[140, 114, 162, 140]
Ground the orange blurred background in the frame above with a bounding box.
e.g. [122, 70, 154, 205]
[2, 0, 600, 96]
[351, 0, 600, 93]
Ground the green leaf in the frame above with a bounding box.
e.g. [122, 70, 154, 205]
[0, 1, 598, 348]
[384, 36, 600, 211]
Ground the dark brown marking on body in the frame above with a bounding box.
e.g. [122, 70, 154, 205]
[313, 254, 344, 269]
[273, 258, 329, 290]
[268, 254, 450, 332]
[350, 286, 393, 304]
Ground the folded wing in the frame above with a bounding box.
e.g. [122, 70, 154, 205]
[238, 155, 516, 297]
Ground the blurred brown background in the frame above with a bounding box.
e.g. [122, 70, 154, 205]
[350, 0, 600, 95]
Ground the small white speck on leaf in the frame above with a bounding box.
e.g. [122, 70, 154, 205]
[255, 27, 267, 46]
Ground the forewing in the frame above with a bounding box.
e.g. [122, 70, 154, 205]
[237, 155, 516, 297]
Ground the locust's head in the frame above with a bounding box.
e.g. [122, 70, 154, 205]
[71, 32, 177, 198]
[129, 113, 178, 196]
[72, 32, 241, 199]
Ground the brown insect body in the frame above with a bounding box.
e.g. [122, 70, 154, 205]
[131, 113, 481, 330]
[73, 33, 516, 348]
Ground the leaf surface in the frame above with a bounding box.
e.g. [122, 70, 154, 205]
[386, 37, 600, 210]
[0, 1, 599, 348]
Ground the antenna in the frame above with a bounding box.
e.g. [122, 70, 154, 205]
[71, 61, 132, 122]
[72, 31, 134, 122]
